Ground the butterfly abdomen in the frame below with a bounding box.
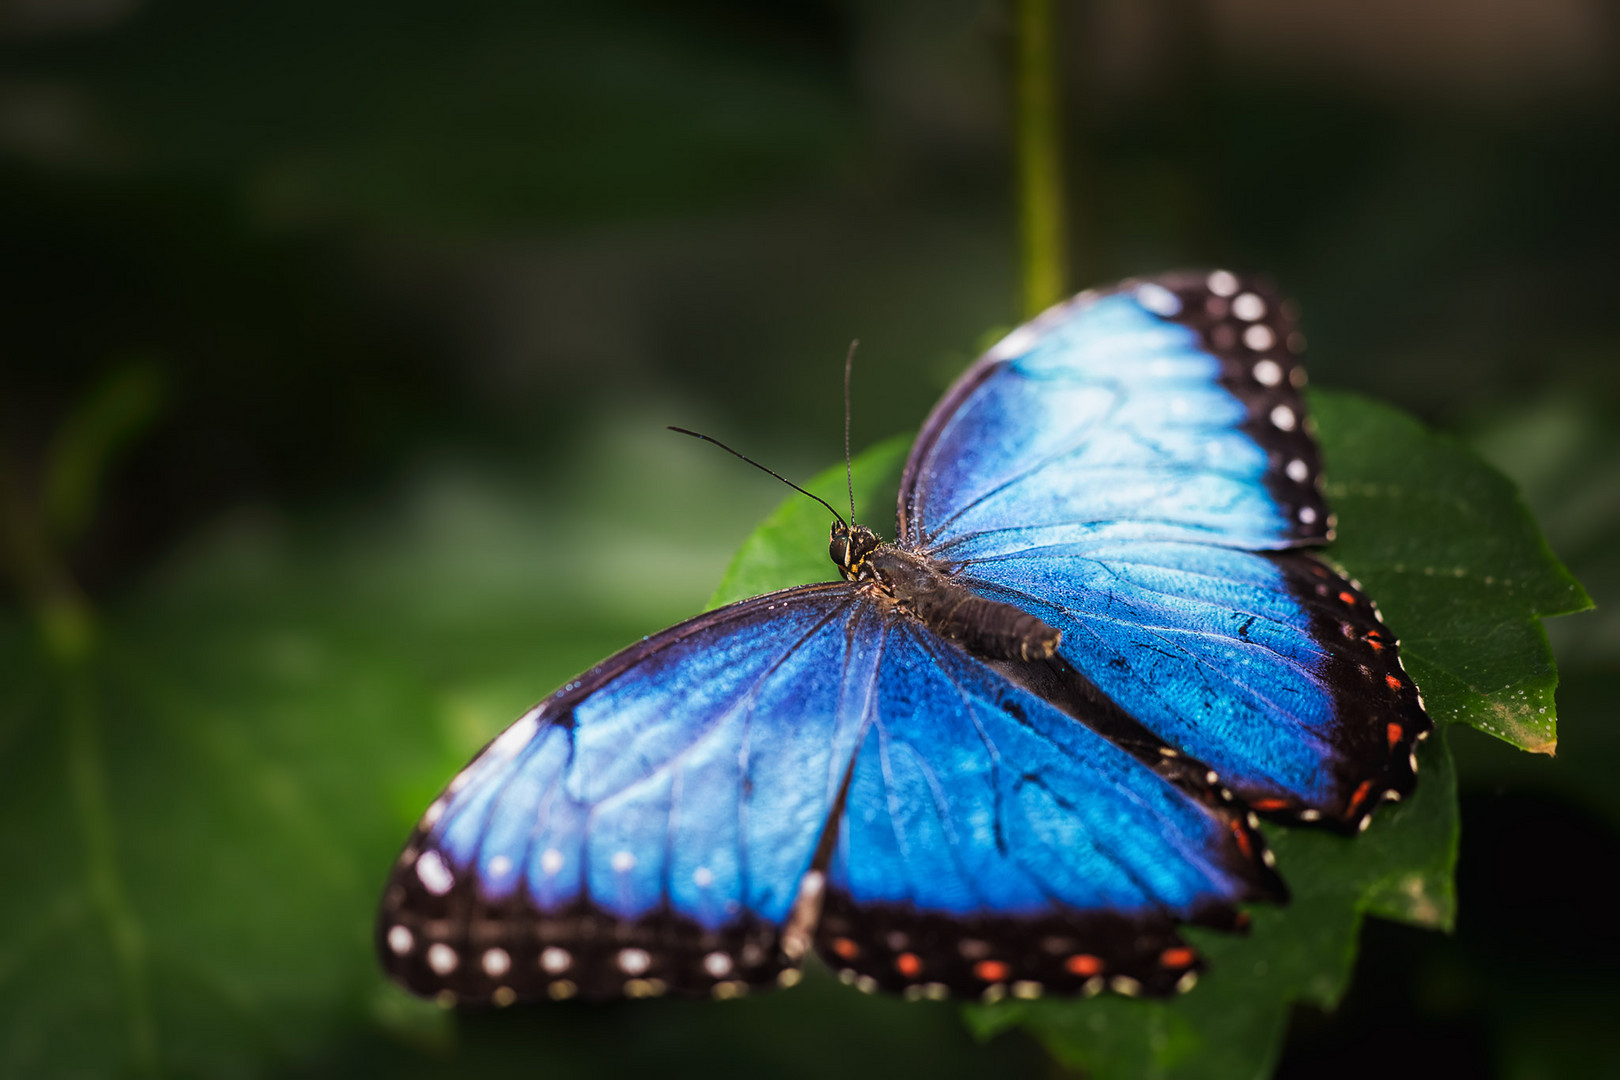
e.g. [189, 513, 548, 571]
[867, 548, 1061, 662]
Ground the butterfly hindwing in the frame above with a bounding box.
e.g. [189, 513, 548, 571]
[377, 583, 880, 1004]
[956, 544, 1429, 827]
[812, 620, 1282, 1000]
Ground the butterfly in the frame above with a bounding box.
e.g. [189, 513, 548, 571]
[376, 270, 1431, 1007]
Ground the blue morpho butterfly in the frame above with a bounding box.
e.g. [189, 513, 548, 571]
[377, 271, 1431, 1007]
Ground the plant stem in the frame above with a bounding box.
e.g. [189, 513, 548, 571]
[1015, 0, 1068, 317]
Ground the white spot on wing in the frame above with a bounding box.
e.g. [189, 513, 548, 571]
[1232, 292, 1266, 321]
[1299, 506, 1318, 524]
[1270, 404, 1297, 431]
[540, 848, 564, 875]
[1135, 282, 1182, 316]
[611, 850, 637, 873]
[541, 947, 572, 973]
[692, 866, 714, 888]
[387, 925, 414, 956]
[1253, 358, 1283, 386]
[618, 948, 651, 975]
[416, 850, 454, 896]
[427, 943, 458, 975]
[1207, 270, 1239, 297]
[1286, 458, 1309, 482]
[704, 951, 734, 978]
[483, 948, 511, 977]
[1244, 324, 1276, 351]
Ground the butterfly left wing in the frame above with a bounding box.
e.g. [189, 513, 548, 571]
[814, 618, 1283, 1001]
[376, 583, 881, 1004]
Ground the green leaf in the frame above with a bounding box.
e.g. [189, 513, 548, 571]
[706, 433, 912, 609]
[714, 390, 1587, 1080]
[1312, 392, 1592, 754]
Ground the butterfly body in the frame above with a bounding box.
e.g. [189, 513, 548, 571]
[378, 271, 1431, 1007]
[834, 524, 1062, 662]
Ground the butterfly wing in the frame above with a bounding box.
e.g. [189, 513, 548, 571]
[814, 618, 1281, 1000]
[900, 271, 1326, 556]
[378, 575, 1284, 1004]
[377, 583, 882, 1004]
[899, 272, 1430, 827]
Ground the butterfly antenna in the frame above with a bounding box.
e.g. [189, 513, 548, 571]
[843, 339, 858, 525]
[668, 426, 847, 527]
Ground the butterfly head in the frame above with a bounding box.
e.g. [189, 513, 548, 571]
[830, 522, 881, 581]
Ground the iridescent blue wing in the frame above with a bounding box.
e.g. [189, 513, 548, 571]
[898, 272, 1431, 827]
[377, 577, 1282, 1005]
[813, 618, 1281, 1001]
[377, 583, 880, 1004]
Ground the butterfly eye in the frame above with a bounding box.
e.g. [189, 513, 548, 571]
[829, 535, 851, 568]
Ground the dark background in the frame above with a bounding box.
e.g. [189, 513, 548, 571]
[2, 1, 1617, 1077]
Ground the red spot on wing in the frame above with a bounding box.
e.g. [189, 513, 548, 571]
[1385, 674, 1403, 692]
[1387, 722, 1403, 748]
[1065, 954, 1102, 977]
[973, 960, 1009, 983]
[1347, 779, 1374, 815]
[831, 937, 860, 960]
[1230, 819, 1254, 860]
[1250, 797, 1289, 812]
[896, 952, 922, 978]
[1159, 947, 1197, 969]
[1338, 591, 1357, 605]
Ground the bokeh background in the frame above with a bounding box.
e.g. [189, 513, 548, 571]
[2, 1, 1617, 1077]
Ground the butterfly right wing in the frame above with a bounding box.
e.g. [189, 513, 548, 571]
[376, 583, 881, 1004]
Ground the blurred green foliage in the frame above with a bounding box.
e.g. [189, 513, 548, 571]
[2, 1, 1617, 1077]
